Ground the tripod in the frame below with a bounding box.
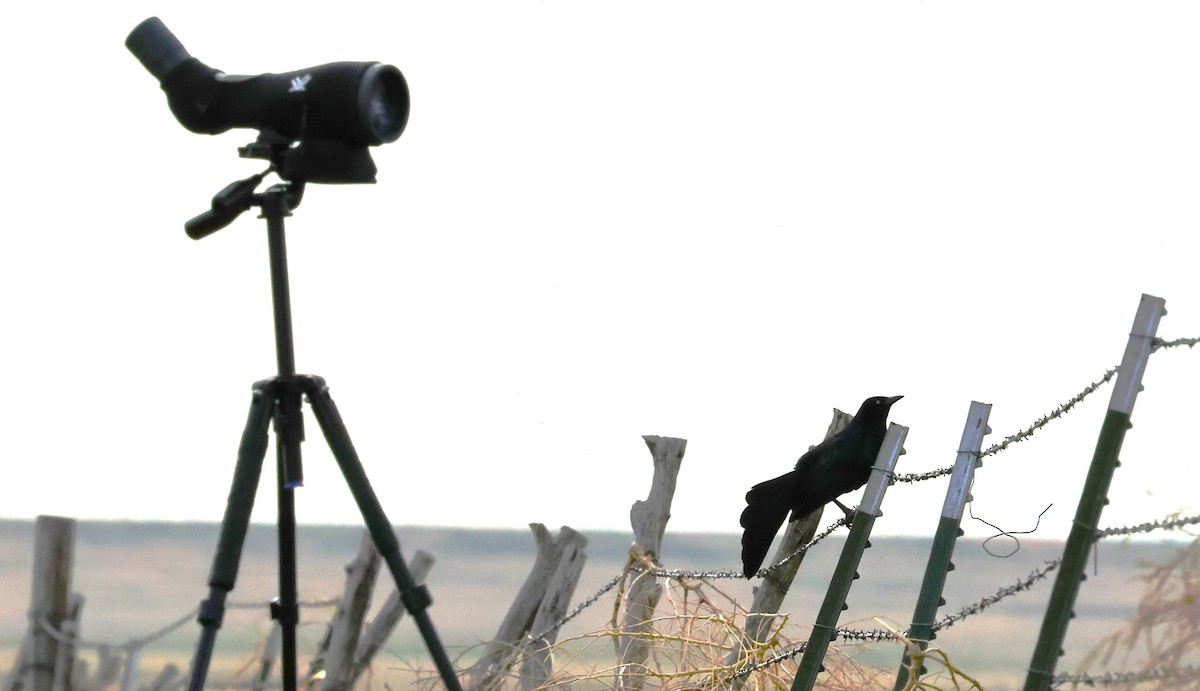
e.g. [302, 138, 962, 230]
[183, 174, 463, 691]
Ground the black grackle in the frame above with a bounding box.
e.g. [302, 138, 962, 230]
[739, 395, 902, 578]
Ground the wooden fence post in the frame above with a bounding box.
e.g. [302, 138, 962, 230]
[725, 409, 854, 683]
[144, 664, 180, 691]
[1024, 294, 1167, 691]
[25, 516, 76, 691]
[519, 533, 589, 690]
[253, 625, 282, 691]
[2, 637, 32, 691]
[92, 646, 122, 691]
[313, 530, 382, 690]
[894, 401, 991, 690]
[348, 550, 435, 687]
[616, 435, 686, 690]
[792, 423, 908, 691]
[117, 646, 140, 691]
[468, 525, 585, 691]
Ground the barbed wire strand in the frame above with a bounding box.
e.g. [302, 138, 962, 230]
[1052, 664, 1200, 687]
[1095, 512, 1200, 539]
[893, 365, 1119, 485]
[1153, 336, 1200, 351]
[30, 597, 339, 653]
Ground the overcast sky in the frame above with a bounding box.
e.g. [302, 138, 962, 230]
[2, 2, 1198, 542]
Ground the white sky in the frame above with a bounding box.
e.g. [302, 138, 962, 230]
[2, 2, 1198, 541]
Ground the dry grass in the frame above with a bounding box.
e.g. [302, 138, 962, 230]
[1073, 537, 1200, 690]
[374, 569, 988, 691]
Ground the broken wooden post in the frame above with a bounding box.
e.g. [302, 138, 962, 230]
[725, 409, 853, 683]
[519, 532, 589, 690]
[313, 530, 382, 691]
[616, 435, 686, 690]
[468, 526, 585, 691]
[348, 550, 435, 687]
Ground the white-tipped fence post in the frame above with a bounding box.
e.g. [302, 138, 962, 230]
[1024, 293, 1166, 690]
[894, 401, 991, 689]
[792, 423, 908, 691]
[616, 435, 686, 690]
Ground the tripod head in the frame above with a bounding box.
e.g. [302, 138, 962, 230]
[184, 137, 307, 240]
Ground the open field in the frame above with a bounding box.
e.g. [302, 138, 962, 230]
[0, 519, 1191, 689]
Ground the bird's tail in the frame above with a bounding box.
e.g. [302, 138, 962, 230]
[739, 470, 803, 578]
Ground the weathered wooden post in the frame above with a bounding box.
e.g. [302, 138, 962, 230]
[468, 525, 586, 691]
[26, 516, 76, 691]
[519, 533, 589, 690]
[348, 550, 435, 687]
[118, 644, 141, 691]
[1024, 294, 1166, 690]
[616, 435, 686, 690]
[314, 531, 382, 691]
[894, 401, 991, 689]
[2, 638, 32, 691]
[792, 423, 908, 691]
[253, 626, 281, 691]
[725, 410, 853, 683]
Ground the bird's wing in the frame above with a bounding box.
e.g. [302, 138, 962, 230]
[739, 470, 802, 578]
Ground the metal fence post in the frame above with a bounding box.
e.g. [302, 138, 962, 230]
[792, 423, 908, 691]
[894, 401, 991, 690]
[1023, 293, 1166, 690]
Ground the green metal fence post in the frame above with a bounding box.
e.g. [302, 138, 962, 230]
[792, 423, 908, 691]
[893, 401, 991, 690]
[1023, 293, 1166, 691]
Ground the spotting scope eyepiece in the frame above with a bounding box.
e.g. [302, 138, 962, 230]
[126, 17, 409, 182]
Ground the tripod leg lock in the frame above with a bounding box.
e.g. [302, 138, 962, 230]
[270, 599, 301, 626]
[197, 590, 228, 629]
[400, 583, 433, 614]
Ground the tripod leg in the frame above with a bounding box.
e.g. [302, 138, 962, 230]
[301, 376, 464, 691]
[272, 381, 305, 691]
[189, 383, 275, 691]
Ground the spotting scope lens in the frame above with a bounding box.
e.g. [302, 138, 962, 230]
[360, 63, 409, 144]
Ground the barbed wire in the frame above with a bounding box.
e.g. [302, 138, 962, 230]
[893, 364, 1119, 485]
[1153, 336, 1200, 351]
[1052, 664, 1200, 687]
[982, 367, 1118, 459]
[726, 639, 808, 681]
[529, 574, 623, 643]
[1094, 512, 1200, 539]
[932, 560, 1060, 634]
[30, 597, 339, 654]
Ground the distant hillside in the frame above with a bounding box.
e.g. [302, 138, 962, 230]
[0, 519, 1188, 690]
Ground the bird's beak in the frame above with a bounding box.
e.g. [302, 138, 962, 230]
[888, 395, 904, 405]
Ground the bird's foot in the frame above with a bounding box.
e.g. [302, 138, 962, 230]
[832, 499, 857, 524]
